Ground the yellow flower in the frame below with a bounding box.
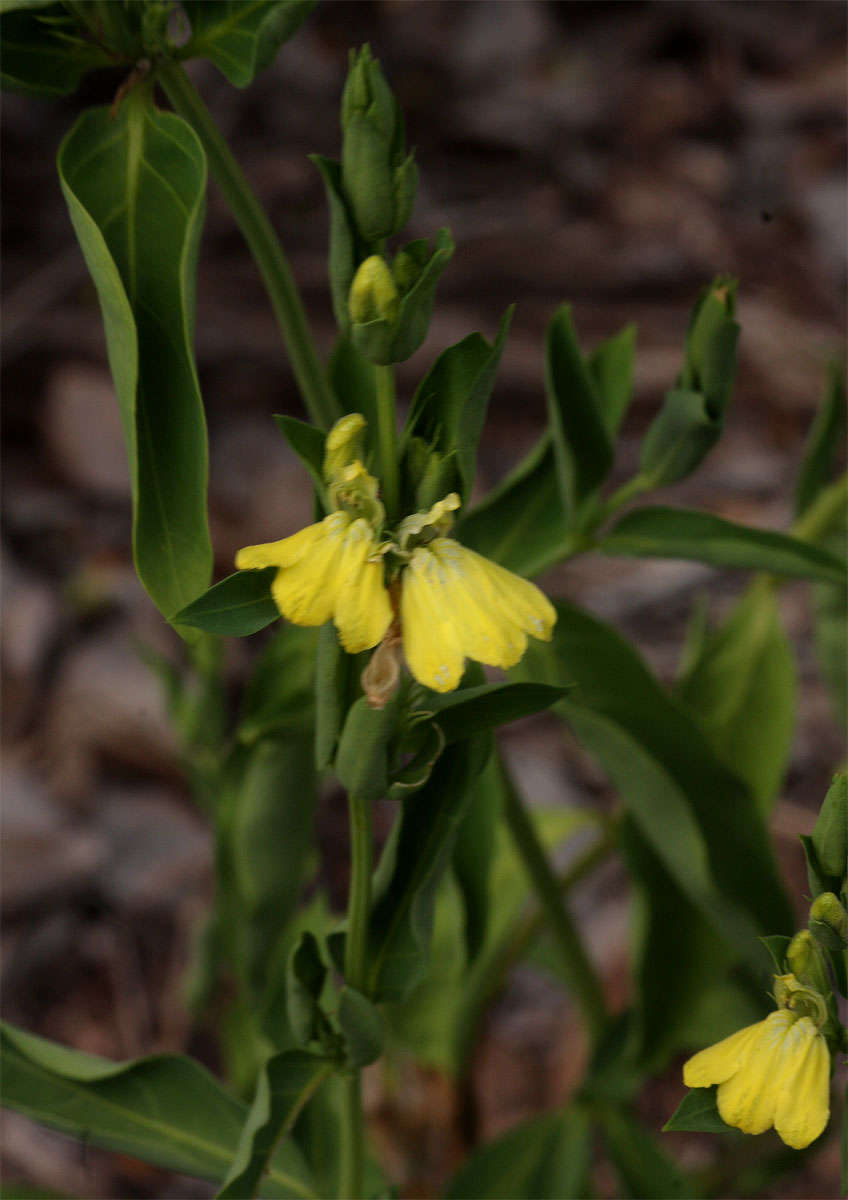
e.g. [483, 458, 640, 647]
[683, 1007, 830, 1149]
[399, 536, 556, 693]
[236, 511, 391, 654]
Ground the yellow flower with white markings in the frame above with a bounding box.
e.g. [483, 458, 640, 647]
[397, 496, 556, 693]
[683, 989, 831, 1149]
[236, 510, 392, 654]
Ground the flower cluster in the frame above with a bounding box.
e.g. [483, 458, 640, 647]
[236, 413, 556, 693]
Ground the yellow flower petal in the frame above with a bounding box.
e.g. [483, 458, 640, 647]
[401, 547, 464, 692]
[683, 1020, 763, 1089]
[428, 541, 527, 668]
[716, 1010, 795, 1136]
[236, 522, 328, 571]
[270, 513, 350, 626]
[333, 519, 392, 653]
[470, 548, 557, 642]
[773, 1018, 830, 1149]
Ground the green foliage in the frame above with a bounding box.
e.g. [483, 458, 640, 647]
[445, 1109, 591, 1199]
[588, 322, 638, 437]
[58, 92, 212, 622]
[812, 773, 848, 889]
[183, 1, 317, 88]
[310, 156, 369, 334]
[237, 625, 318, 743]
[664, 1087, 734, 1134]
[795, 361, 846, 516]
[337, 988, 383, 1067]
[676, 579, 796, 812]
[599, 1106, 694, 1199]
[599, 506, 845, 583]
[273, 416, 328, 508]
[0, 4, 110, 95]
[177, 569, 279, 636]
[0, 1022, 315, 1197]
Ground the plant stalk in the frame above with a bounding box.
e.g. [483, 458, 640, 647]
[155, 59, 339, 431]
[375, 365, 400, 522]
[501, 765, 608, 1046]
[790, 470, 848, 544]
[339, 788, 373, 1199]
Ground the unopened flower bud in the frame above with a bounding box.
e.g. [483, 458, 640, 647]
[786, 931, 830, 995]
[810, 892, 848, 941]
[362, 626, 402, 710]
[349, 256, 399, 326]
[324, 413, 367, 483]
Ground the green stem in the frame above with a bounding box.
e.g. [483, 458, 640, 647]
[339, 789, 373, 1200]
[600, 471, 655, 524]
[501, 766, 608, 1046]
[155, 59, 338, 431]
[375, 365, 400, 522]
[790, 470, 848, 544]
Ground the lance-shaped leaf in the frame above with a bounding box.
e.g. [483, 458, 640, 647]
[599, 506, 846, 584]
[664, 1087, 735, 1134]
[273, 415, 328, 508]
[514, 600, 793, 948]
[403, 309, 513, 503]
[587, 322, 637, 438]
[677, 580, 796, 813]
[310, 156, 368, 335]
[367, 735, 492, 1001]
[176, 569, 279, 636]
[445, 1108, 591, 1200]
[218, 1050, 332, 1199]
[600, 1106, 694, 1199]
[0, 1022, 316, 1197]
[183, 1, 316, 87]
[1, 4, 111, 96]
[58, 94, 212, 621]
[545, 304, 614, 521]
[451, 754, 504, 960]
[795, 360, 846, 516]
[456, 434, 571, 578]
[422, 681, 572, 744]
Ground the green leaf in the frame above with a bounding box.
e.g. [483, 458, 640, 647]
[676, 579, 796, 812]
[664, 1087, 734, 1134]
[0, 1022, 316, 1197]
[600, 506, 846, 584]
[795, 361, 846, 516]
[456, 434, 571, 577]
[231, 738, 318, 991]
[423, 682, 572, 744]
[238, 624, 318, 743]
[761, 934, 791, 972]
[176, 569, 279, 636]
[314, 624, 359, 770]
[813, 772, 848, 885]
[272, 416, 327, 507]
[335, 696, 398, 801]
[514, 601, 792, 952]
[639, 388, 723, 487]
[285, 932, 330, 1049]
[1, 5, 110, 96]
[451, 754, 504, 959]
[813, 521, 848, 727]
[329, 334, 377, 431]
[58, 95, 212, 622]
[445, 1108, 591, 1200]
[599, 1106, 693, 1199]
[403, 308, 513, 503]
[184, 1, 316, 87]
[218, 1050, 331, 1200]
[545, 304, 614, 519]
[337, 987, 383, 1067]
[310, 156, 368, 335]
[588, 322, 637, 438]
[367, 735, 492, 1001]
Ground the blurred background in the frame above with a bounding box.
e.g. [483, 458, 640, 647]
[2, 1, 846, 1195]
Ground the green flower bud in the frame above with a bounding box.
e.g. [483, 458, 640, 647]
[340, 45, 417, 242]
[812, 772, 847, 883]
[324, 413, 367, 483]
[786, 930, 830, 995]
[773, 973, 829, 1029]
[349, 256, 399, 326]
[810, 891, 848, 942]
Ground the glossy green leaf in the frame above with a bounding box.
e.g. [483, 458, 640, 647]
[238, 624, 318, 744]
[600, 1106, 693, 1199]
[0, 5, 110, 96]
[0, 1022, 316, 1198]
[676, 579, 796, 812]
[515, 601, 792, 951]
[456, 434, 571, 577]
[273, 416, 327, 508]
[588, 322, 637, 438]
[218, 1050, 331, 1200]
[600, 506, 845, 584]
[184, 1, 316, 87]
[58, 95, 212, 621]
[403, 308, 513, 503]
[367, 735, 492, 1001]
[422, 682, 571, 744]
[664, 1087, 734, 1134]
[176, 569, 278, 636]
[795, 360, 846, 516]
[445, 1108, 591, 1200]
[545, 304, 614, 519]
[337, 987, 383, 1067]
